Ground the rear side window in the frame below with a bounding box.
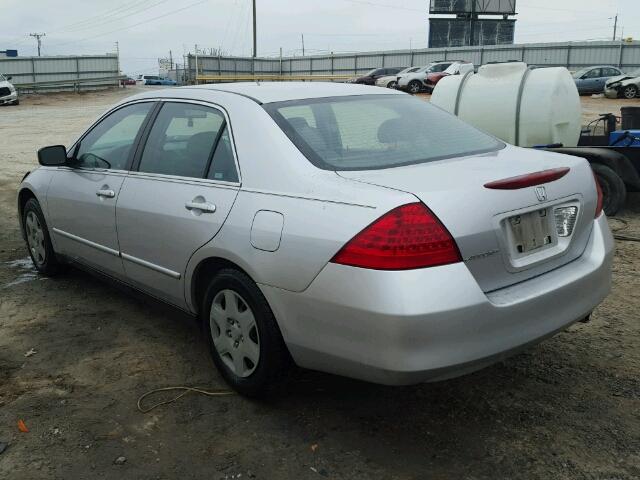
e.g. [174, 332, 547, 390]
[138, 102, 238, 181]
[265, 95, 503, 171]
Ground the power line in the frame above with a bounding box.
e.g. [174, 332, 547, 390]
[50, 0, 173, 35]
[338, 0, 423, 12]
[47, 0, 211, 50]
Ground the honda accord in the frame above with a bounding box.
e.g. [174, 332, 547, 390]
[18, 82, 613, 396]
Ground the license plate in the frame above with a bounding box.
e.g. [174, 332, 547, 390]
[508, 208, 552, 254]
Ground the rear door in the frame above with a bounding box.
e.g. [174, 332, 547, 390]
[46, 101, 155, 278]
[116, 100, 240, 307]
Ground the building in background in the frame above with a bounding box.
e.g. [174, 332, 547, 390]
[428, 0, 517, 48]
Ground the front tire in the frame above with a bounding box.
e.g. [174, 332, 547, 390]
[591, 163, 626, 216]
[202, 268, 290, 397]
[622, 85, 638, 99]
[22, 198, 61, 275]
[386, 81, 396, 89]
[408, 80, 422, 94]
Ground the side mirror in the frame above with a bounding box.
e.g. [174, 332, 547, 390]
[37, 145, 68, 166]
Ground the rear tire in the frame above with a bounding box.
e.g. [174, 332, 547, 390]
[622, 85, 638, 99]
[202, 268, 290, 397]
[22, 198, 61, 276]
[591, 163, 626, 216]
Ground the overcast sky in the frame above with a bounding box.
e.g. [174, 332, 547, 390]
[1, 0, 636, 74]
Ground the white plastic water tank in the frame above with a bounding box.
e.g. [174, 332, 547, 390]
[430, 62, 582, 148]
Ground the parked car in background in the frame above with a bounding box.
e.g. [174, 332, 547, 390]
[0, 73, 19, 105]
[121, 77, 136, 86]
[375, 66, 421, 89]
[348, 67, 405, 86]
[424, 61, 474, 92]
[573, 66, 623, 95]
[397, 61, 453, 94]
[20, 82, 612, 396]
[136, 74, 177, 86]
[604, 68, 640, 99]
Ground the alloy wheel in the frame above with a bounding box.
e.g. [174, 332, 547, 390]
[25, 211, 46, 266]
[209, 289, 260, 378]
[623, 86, 637, 99]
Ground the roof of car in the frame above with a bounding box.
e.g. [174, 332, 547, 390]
[178, 81, 405, 104]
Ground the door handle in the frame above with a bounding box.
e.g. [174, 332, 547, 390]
[96, 189, 115, 198]
[185, 201, 216, 213]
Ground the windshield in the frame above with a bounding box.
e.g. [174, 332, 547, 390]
[444, 63, 461, 75]
[364, 69, 378, 76]
[572, 68, 590, 79]
[264, 95, 504, 171]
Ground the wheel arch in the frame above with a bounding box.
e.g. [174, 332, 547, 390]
[17, 187, 38, 240]
[189, 256, 257, 319]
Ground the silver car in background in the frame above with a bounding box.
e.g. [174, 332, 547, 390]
[18, 83, 613, 396]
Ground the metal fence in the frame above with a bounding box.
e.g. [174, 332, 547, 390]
[188, 40, 640, 81]
[0, 54, 120, 92]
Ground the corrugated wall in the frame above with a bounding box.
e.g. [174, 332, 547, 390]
[0, 54, 119, 91]
[189, 41, 640, 80]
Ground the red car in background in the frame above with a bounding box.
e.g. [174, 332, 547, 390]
[425, 61, 474, 91]
[120, 77, 136, 86]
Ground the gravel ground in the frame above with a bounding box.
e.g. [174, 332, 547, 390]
[0, 87, 639, 480]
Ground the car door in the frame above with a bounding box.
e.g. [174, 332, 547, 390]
[581, 68, 602, 93]
[46, 101, 155, 278]
[116, 100, 240, 307]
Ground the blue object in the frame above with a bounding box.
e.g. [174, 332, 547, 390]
[609, 130, 640, 147]
[1, 49, 18, 57]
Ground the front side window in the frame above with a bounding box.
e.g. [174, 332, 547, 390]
[584, 69, 602, 79]
[265, 95, 503, 171]
[138, 102, 237, 180]
[74, 102, 153, 170]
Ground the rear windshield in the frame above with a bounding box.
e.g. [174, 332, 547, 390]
[264, 94, 503, 170]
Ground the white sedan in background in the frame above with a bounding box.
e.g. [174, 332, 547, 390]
[375, 67, 421, 89]
[604, 68, 640, 99]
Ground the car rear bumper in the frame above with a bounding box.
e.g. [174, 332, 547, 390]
[261, 215, 614, 385]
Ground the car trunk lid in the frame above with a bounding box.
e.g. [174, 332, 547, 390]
[337, 146, 597, 292]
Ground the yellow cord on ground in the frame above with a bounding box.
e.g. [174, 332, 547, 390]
[137, 386, 235, 413]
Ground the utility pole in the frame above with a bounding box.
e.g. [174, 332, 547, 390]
[252, 0, 257, 58]
[30, 33, 45, 57]
[114, 41, 120, 75]
[613, 14, 618, 41]
[169, 50, 173, 70]
[301, 33, 305, 56]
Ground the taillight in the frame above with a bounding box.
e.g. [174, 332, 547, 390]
[330, 202, 461, 270]
[593, 171, 603, 218]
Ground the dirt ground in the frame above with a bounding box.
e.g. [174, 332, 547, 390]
[0, 87, 639, 480]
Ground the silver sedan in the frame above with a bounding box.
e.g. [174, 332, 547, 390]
[18, 82, 613, 396]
